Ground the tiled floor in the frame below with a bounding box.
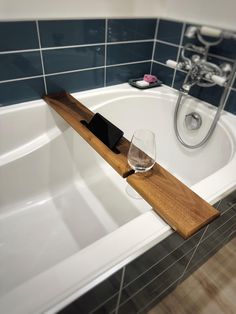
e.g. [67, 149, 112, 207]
[148, 237, 236, 314]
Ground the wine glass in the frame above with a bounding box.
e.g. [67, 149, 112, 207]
[126, 129, 156, 198]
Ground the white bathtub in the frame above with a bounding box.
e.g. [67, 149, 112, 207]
[0, 83, 236, 314]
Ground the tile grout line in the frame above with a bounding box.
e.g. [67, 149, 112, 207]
[35, 20, 47, 94]
[185, 222, 236, 276]
[155, 38, 181, 48]
[136, 221, 236, 314]
[119, 245, 197, 309]
[104, 19, 108, 86]
[178, 207, 236, 284]
[177, 224, 209, 285]
[0, 75, 44, 84]
[0, 60, 151, 84]
[137, 276, 181, 314]
[114, 266, 126, 314]
[44, 65, 105, 77]
[171, 23, 186, 88]
[150, 19, 159, 74]
[121, 205, 235, 305]
[0, 48, 40, 54]
[0, 39, 155, 55]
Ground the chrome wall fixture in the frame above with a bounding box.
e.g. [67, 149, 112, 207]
[166, 25, 236, 149]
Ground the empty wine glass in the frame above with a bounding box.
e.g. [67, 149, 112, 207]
[126, 129, 156, 198]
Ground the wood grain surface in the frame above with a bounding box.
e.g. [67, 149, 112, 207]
[127, 163, 220, 239]
[44, 92, 134, 178]
[44, 92, 220, 239]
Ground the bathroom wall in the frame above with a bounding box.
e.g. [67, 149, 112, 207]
[1, 0, 236, 31]
[0, 19, 152, 105]
[0, 18, 235, 115]
[151, 19, 236, 115]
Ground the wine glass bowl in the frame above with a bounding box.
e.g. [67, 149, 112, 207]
[128, 129, 156, 173]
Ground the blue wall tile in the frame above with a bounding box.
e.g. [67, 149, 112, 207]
[225, 89, 236, 114]
[190, 85, 224, 107]
[0, 17, 235, 116]
[152, 63, 174, 86]
[0, 78, 45, 106]
[107, 42, 153, 66]
[108, 19, 156, 42]
[209, 38, 236, 60]
[0, 21, 39, 52]
[43, 45, 104, 74]
[106, 62, 151, 86]
[39, 20, 105, 47]
[156, 20, 183, 45]
[0, 52, 43, 81]
[46, 68, 104, 94]
[154, 42, 178, 64]
[173, 70, 186, 90]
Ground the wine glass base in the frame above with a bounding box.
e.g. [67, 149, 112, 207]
[126, 184, 142, 199]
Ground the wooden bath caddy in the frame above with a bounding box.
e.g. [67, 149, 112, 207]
[44, 92, 134, 178]
[44, 92, 220, 239]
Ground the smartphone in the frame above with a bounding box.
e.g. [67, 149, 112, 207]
[85, 113, 124, 150]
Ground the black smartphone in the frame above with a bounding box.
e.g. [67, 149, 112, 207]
[85, 113, 124, 150]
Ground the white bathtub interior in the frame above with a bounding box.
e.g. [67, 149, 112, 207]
[0, 84, 236, 314]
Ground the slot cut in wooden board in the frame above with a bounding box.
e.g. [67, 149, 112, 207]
[44, 92, 134, 178]
[127, 164, 220, 239]
[44, 92, 220, 239]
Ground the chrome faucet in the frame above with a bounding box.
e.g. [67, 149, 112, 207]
[166, 27, 233, 93]
[166, 25, 236, 149]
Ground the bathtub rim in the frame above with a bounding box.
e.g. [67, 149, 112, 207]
[1, 83, 236, 313]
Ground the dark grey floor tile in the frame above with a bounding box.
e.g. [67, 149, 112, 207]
[107, 42, 153, 66]
[39, 20, 105, 47]
[108, 19, 156, 42]
[124, 229, 203, 286]
[120, 247, 194, 305]
[119, 249, 193, 310]
[0, 78, 45, 106]
[106, 62, 150, 86]
[151, 63, 174, 86]
[0, 51, 42, 81]
[58, 269, 122, 314]
[43, 45, 104, 74]
[138, 281, 178, 314]
[0, 21, 39, 52]
[182, 224, 236, 283]
[46, 68, 104, 94]
[184, 221, 236, 279]
[203, 206, 236, 239]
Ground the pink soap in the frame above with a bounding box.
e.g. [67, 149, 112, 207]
[143, 74, 158, 83]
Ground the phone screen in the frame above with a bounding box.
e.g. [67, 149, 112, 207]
[86, 113, 124, 150]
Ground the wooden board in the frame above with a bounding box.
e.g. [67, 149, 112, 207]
[127, 163, 220, 239]
[44, 92, 220, 239]
[44, 92, 134, 178]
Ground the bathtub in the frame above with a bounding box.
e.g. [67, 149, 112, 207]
[0, 83, 236, 314]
